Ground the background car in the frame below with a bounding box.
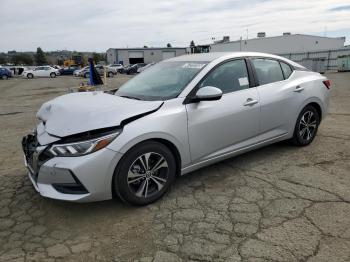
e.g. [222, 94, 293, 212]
[73, 66, 88, 77]
[107, 64, 123, 73]
[59, 66, 79, 75]
[0, 67, 12, 79]
[79, 65, 115, 78]
[120, 63, 146, 74]
[23, 66, 60, 79]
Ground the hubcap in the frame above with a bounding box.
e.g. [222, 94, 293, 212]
[299, 111, 317, 141]
[127, 152, 169, 198]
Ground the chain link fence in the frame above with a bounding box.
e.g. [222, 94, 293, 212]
[278, 48, 350, 71]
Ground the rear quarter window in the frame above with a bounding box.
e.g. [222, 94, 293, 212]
[280, 62, 293, 79]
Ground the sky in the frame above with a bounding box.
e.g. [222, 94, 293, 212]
[0, 0, 349, 52]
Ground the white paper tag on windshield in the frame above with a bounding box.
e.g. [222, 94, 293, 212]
[182, 63, 206, 69]
[239, 77, 249, 86]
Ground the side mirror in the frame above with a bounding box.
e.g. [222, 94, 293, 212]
[194, 86, 223, 102]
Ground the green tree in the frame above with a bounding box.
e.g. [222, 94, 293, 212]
[0, 53, 7, 64]
[35, 47, 47, 65]
[190, 40, 195, 53]
[92, 52, 105, 63]
[11, 53, 34, 65]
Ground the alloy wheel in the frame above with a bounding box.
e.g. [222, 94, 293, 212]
[127, 152, 169, 198]
[298, 111, 317, 141]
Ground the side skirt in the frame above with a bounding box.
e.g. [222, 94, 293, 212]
[180, 133, 289, 175]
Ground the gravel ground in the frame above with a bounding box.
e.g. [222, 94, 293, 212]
[0, 72, 349, 262]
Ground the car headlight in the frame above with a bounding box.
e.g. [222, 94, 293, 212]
[49, 132, 120, 157]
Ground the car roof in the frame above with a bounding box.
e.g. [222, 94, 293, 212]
[166, 52, 302, 68]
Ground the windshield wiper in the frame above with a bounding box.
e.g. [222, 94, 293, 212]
[119, 95, 141, 100]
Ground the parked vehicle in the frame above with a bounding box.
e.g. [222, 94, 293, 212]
[76, 65, 115, 78]
[0, 67, 12, 79]
[137, 63, 155, 73]
[120, 63, 146, 74]
[73, 66, 88, 77]
[59, 66, 79, 75]
[52, 65, 62, 70]
[107, 64, 123, 73]
[22, 52, 330, 205]
[23, 66, 60, 79]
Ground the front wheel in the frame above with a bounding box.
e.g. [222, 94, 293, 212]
[84, 72, 89, 78]
[291, 105, 320, 146]
[114, 141, 176, 205]
[1, 75, 8, 80]
[27, 73, 34, 79]
[108, 72, 114, 77]
[50, 72, 56, 78]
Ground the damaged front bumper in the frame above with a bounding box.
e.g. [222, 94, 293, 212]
[22, 133, 123, 202]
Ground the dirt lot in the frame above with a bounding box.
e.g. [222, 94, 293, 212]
[0, 72, 349, 262]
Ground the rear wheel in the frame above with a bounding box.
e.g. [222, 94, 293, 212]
[291, 105, 320, 146]
[108, 72, 114, 77]
[27, 73, 34, 79]
[114, 141, 176, 205]
[84, 72, 89, 78]
[1, 75, 8, 80]
[50, 72, 56, 78]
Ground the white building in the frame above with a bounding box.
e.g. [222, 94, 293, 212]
[106, 47, 187, 66]
[210, 34, 346, 54]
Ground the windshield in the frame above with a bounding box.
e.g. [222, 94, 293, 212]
[115, 61, 207, 101]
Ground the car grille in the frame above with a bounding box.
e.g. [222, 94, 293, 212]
[22, 133, 54, 181]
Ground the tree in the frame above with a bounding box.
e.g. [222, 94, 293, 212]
[11, 53, 34, 65]
[92, 52, 105, 63]
[143, 45, 148, 48]
[0, 53, 7, 64]
[35, 47, 47, 65]
[167, 43, 172, 48]
[190, 40, 195, 54]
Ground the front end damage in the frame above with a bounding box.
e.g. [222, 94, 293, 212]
[21, 92, 163, 202]
[22, 130, 123, 202]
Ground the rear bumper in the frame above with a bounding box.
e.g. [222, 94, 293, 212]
[25, 148, 123, 202]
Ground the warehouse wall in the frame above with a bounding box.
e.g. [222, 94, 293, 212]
[107, 48, 187, 66]
[211, 35, 345, 54]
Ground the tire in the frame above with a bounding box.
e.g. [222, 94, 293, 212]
[114, 141, 176, 205]
[84, 72, 89, 78]
[108, 72, 114, 77]
[27, 73, 34, 79]
[291, 105, 320, 146]
[1, 75, 8, 80]
[50, 72, 56, 78]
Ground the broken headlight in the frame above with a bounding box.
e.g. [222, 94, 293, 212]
[49, 132, 120, 157]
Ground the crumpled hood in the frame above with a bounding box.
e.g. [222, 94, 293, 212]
[36, 92, 163, 138]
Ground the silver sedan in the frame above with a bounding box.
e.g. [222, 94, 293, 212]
[22, 52, 330, 205]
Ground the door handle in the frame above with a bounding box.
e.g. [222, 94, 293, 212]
[294, 86, 304, 92]
[243, 98, 258, 106]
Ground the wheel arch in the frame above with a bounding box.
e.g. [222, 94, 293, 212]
[307, 102, 322, 120]
[291, 98, 324, 136]
[110, 137, 182, 198]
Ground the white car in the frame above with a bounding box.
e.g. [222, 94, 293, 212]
[73, 66, 88, 77]
[107, 64, 123, 73]
[23, 66, 60, 79]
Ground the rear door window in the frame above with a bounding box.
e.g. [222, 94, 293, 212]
[251, 58, 284, 85]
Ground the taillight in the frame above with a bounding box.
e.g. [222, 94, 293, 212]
[323, 80, 331, 89]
